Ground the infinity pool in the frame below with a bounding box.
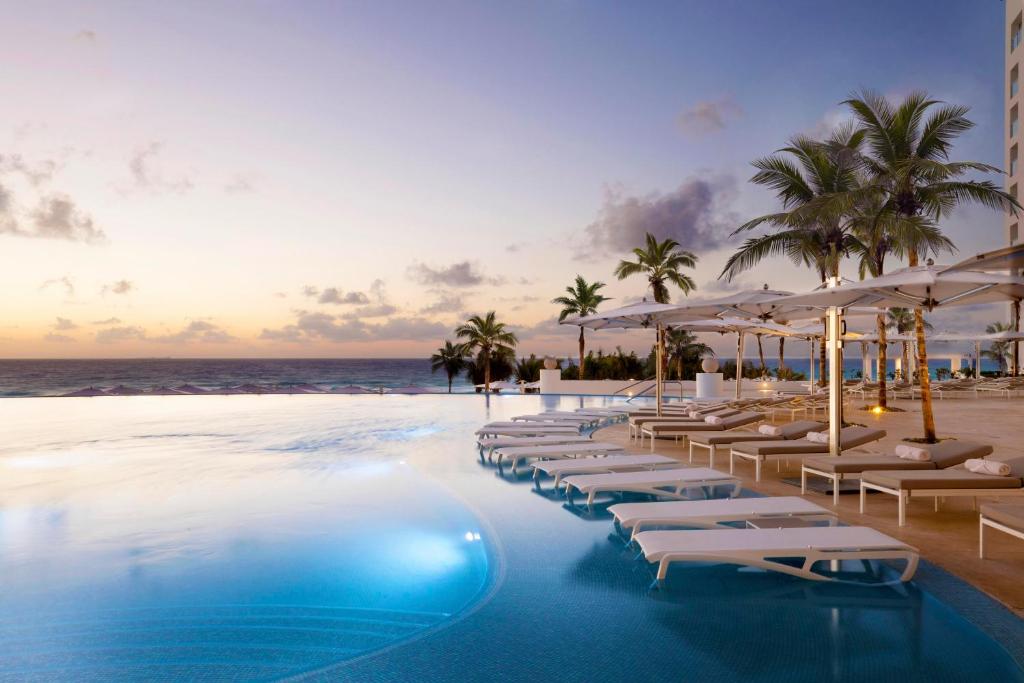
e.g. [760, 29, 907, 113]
[0, 394, 1021, 681]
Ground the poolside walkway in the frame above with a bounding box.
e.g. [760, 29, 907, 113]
[601, 396, 1024, 615]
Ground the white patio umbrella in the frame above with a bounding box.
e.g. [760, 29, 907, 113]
[930, 330, 1024, 378]
[667, 317, 800, 399]
[775, 264, 1024, 454]
[570, 300, 706, 415]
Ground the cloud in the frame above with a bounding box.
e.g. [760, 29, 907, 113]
[74, 30, 97, 42]
[340, 303, 398, 319]
[578, 175, 740, 259]
[678, 96, 743, 135]
[43, 332, 75, 343]
[260, 311, 447, 343]
[224, 174, 254, 193]
[420, 293, 465, 314]
[39, 276, 76, 297]
[95, 325, 147, 343]
[54, 317, 78, 331]
[273, 292, 288, 299]
[506, 242, 526, 253]
[150, 320, 235, 344]
[102, 279, 134, 295]
[301, 285, 319, 298]
[318, 287, 370, 305]
[0, 194, 106, 243]
[1, 154, 58, 185]
[128, 142, 193, 193]
[91, 317, 122, 325]
[407, 261, 502, 288]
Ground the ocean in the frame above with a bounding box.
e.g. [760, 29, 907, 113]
[0, 357, 1004, 398]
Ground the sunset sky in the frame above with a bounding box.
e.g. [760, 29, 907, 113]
[0, 1, 1009, 358]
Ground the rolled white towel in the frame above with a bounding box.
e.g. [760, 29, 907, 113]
[965, 458, 1011, 476]
[704, 415, 724, 425]
[688, 410, 702, 418]
[805, 431, 829, 444]
[894, 444, 930, 461]
[758, 424, 783, 436]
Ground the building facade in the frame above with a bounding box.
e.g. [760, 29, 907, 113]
[1008, 0, 1023, 246]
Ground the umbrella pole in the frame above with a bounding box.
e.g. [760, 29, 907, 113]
[827, 304, 843, 457]
[656, 324, 663, 416]
[808, 337, 815, 394]
[735, 331, 744, 400]
[976, 340, 982, 380]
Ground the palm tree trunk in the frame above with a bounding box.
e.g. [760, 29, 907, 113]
[1013, 300, 1021, 377]
[778, 337, 785, 373]
[818, 331, 827, 387]
[906, 251, 936, 442]
[756, 335, 766, 378]
[448, 372, 453, 393]
[483, 349, 491, 393]
[876, 314, 887, 408]
[578, 327, 586, 380]
[902, 342, 910, 381]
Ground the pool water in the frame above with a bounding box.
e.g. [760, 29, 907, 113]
[0, 394, 1021, 682]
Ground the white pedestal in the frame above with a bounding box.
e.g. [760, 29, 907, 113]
[539, 368, 561, 394]
[695, 373, 724, 400]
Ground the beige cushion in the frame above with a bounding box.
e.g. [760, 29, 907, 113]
[803, 455, 937, 475]
[926, 441, 994, 468]
[861, 469, 1023, 491]
[981, 503, 1024, 530]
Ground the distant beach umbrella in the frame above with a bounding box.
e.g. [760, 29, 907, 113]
[234, 383, 272, 394]
[330, 385, 375, 394]
[174, 384, 209, 394]
[147, 386, 187, 395]
[386, 385, 437, 394]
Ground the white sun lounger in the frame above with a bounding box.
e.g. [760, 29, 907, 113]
[562, 468, 742, 510]
[634, 526, 919, 584]
[531, 454, 679, 489]
[511, 413, 597, 425]
[475, 425, 581, 437]
[495, 441, 625, 474]
[609, 496, 837, 540]
[476, 434, 592, 460]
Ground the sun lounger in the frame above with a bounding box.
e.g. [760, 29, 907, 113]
[639, 412, 764, 450]
[562, 468, 742, 510]
[688, 421, 825, 468]
[531, 454, 680, 489]
[802, 440, 992, 504]
[476, 434, 592, 460]
[860, 456, 1024, 526]
[494, 441, 624, 474]
[475, 425, 581, 437]
[634, 526, 919, 584]
[609, 496, 837, 540]
[628, 407, 740, 440]
[729, 426, 887, 482]
[511, 413, 598, 425]
[979, 503, 1024, 558]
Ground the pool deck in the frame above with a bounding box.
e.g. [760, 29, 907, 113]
[601, 396, 1024, 616]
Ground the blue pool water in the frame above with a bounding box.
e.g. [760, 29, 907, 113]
[0, 394, 1021, 681]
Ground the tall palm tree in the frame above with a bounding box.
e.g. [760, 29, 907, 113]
[552, 275, 609, 379]
[664, 328, 713, 380]
[430, 340, 469, 393]
[455, 311, 518, 394]
[720, 128, 864, 384]
[615, 232, 698, 383]
[886, 307, 932, 381]
[848, 200, 953, 404]
[983, 322, 1013, 375]
[841, 90, 1020, 441]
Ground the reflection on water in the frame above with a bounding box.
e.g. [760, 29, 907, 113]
[0, 396, 489, 680]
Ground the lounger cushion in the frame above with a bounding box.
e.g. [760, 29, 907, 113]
[927, 441, 994, 468]
[732, 426, 884, 455]
[647, 412, 760, 433]
[803, 455, 937, 475]
[980, 503, 1024, 530]
[861, 469, 1024, 490]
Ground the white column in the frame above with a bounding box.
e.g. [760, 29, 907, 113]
[975, 341, 982, 379]
[655, 325, 663, 415]
[735, 331, 744, 400]
[808, 337, 815, 394]
[861, 342, 872, 381]
[826, 281, 844, 457]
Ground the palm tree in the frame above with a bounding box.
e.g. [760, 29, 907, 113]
[848, 201, 953, 405]
[615, 232, 698, 384]
[720, 128, 865, 384]
[841, 90, 1020, 441]
[430, 340, 469, 393]
[552, 275, 609, 379]
[455, 311, 518, 394]
[983, 322, 1013, 375]
[664, 328, 713, 380]
[885, 308, 932, 381]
